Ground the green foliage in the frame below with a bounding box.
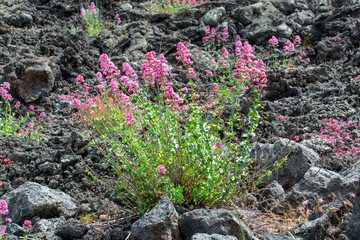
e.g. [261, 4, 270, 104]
[151, 0, 209, 14]
[81, 5, 102, 37]
[79, 213, 96, 224]
[70, 25, 79, 35]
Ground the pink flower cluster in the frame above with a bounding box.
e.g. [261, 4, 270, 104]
[176, 42, 194, 67]
[22, 220, 32, 228]
[0, 200, 11, 237]
[141, 51, 185, 110]
[320, 118, 360, 162]
[0, 82, 13, 101]
[233, 37, 267, 90]
[115, 13, 121, 24]
[0, 200, 8, 215]
[81, 2, 97, 16]
[0, 153, 11, 166]
[88, 2, 97, 14]
[203, 26, 229, 43]
[268, 36, 279, 47]
[354, 75, 360, 81]
[156, 165, 166, 175]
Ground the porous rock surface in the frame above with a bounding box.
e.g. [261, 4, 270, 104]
[0, 0, 360, 239]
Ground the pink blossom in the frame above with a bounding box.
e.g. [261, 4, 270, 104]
[192, 94, 197, 100]
[5, 217, 12, 223]
[40, 112, 45, 117]
[233, 137, 238, 141]
[213, 83, 219, 93]
[0, 226, 5, 236]
[115, 13, 121, 24]
[176, 42, 193, 66]
[22, 220, 32, 228]
[81, 8, 86, 16]
[215, 142, 222, 149]
[0, 200, 8, 215]
[354, 75, 360, 81]
[15, 101, 20, 109]
[18, 129, 25, 135]
[156, 165, 166, 175]
[28, 105, 34, 112]
[294, 135, 300, 141]
[268, 36, 279, 47]
[182, 87, 188, 93]
[279, 115, 286, 121]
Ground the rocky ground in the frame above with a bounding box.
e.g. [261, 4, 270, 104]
[1, 0, 360, 239]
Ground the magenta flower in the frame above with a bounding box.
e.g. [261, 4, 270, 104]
[15, 101, 20, 109]
[28, 105, 34, 112]
[268, 36, 279, 47]
[0, 200, 8, 215]
[0, 226, 5, 236]
[294, 135, 300, 141]
[215, 142, 222, 149]
[192, 94, 197, 100]
[279, 115, 286, 121]
[354, 75, 360, 81]
[18, 129, 25, 135]
[213, 83, 219, 93]
[115, 13, 121, 24]
[80, 8, 86, 16]
[5, 217, 12, 223]
[40, 112, 45, 117]
[156, 165, 166, 175]
[22, 220, 32, 228]
[233, 137, 238, 141]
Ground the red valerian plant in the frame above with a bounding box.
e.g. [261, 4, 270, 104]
[69, 37, 271, 213]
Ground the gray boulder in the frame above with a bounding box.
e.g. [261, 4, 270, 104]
[1, 182, 77, 224]
[285, 167, 343, 206]
[4, 53, 61, 103]
[191, 233, 238, 240]
[131, 196, 181, 240]
[201, 7, 226, 27]
[179, 209, 257, 240]
[252, 139, 318, 190]
[270, 0, 295, 15]
[32, 217, 66, 233]
[231, 6, 253, 26]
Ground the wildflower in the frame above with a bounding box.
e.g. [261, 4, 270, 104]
[192, 94, 197, 100]
[0, 200, 8, 215]
[215, 142, 222, 149]
[268, 36, 279, 47]
[294, 135, 300, 141]
[233, 137, 238, 141]
[0, 226, 5, 236]
[182, 87, 188, 93]
[354, 75, 360, 81]
[156, 165, 166, 175]
[22, 220, 32, 228]
[294, 35, 301, 47]
[81, 8, 86, 16]
[279, 115, 286, 121]
[5, 217, 12, 223]
[28, 105, 34, 112]
[18, 129, 25, 135]
[115, 13, 121, 24]
[40, 112, 45, 117]
[15, 101, 20, 109]
[213, 83, 219, 93]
